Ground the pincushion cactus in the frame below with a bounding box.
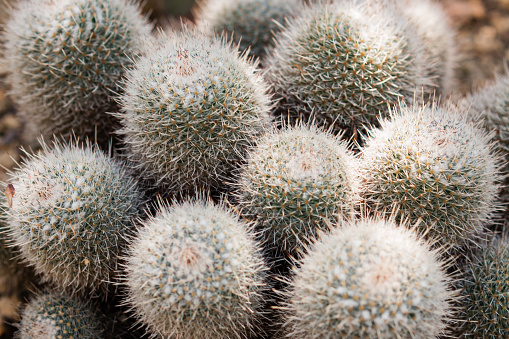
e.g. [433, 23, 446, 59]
[235, 125, 358, 256]
[124, 199, 267, 339]
[17, 290, 104, 338]
[282, 218, 455, 338]
[458, 71, 509, 195]
[265, 0, 432, 133]
[197, 0, 301, 61]
[2, 0, 152, 144]
[460, 238, 509, 338]
[6, 141, 142, 295]
[116, 28, 271, 191]
[359, 102, 502, 249]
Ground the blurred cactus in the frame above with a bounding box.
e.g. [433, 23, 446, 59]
[2, 0, 152, 145]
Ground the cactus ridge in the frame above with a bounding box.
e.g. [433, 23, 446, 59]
[124, 198, 268, 339]
[117, 28, 271, 191]
[6, 140, 142, 294]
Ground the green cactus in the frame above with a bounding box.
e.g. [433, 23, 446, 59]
[124, 199, 267, 339]
[6, 140, 142, 295]
[17, 290, 104, 338]
[359, 102, 502, 249]
[2, 0, 152, 144]
[460, 238, 509, 338]
[116, 28, 271, 191]
[265, 0, 434, 133]
[197, 0, 301, 62]
[235, 124, 358, 256]
[282, 218, 455, 338]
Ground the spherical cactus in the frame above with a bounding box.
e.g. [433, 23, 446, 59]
[359, 102, 502, 249]
[2, 0, 152, 144]
[460, 238, 509, 337]
[458, 71, 509, 187]
[235, 125, 358, 257]
[393, 0, 457, 95]
[264, 1, 433, 133]
[6, 141, 142, 295]
[124, 199, 267, 339]
[196, 0, 301, 62]
[116, 28, 271, 191]
[282, 218, 455, 338]
[17, 290, 104, 338]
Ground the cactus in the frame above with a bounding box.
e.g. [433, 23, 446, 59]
[264, 0, 433, 133]
[282, 218, 455, 338]
[116, 28, 271, 191]
[458, 71, 509, 200]
[359, 102, 502, 249]
[17, 290, 104, 338]
[6, 140, 142, 295]
[124, 199, 267, 339]
[235, 124, 358, 257]
[460, 238, 509, 338]
[196, 0, 301, 62]
[2, 0, 152, 144]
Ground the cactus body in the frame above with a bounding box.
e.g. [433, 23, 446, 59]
[117, 29, 271, 191]
[235, 125, 358, 256]
[197, 0, 301, 61]
[7, 141, 142, 294]
[3, 0, 151, 143]
[359, 102, 502, 249]
[461, 239, 509, 338]
[124, 199, 267, 339]
[265, 1, 432, 132]
[283, 219, 454, 338]
[17, 291, 104, 338]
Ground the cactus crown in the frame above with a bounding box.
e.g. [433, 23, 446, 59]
[2, 0, 151, 142]
[6, 140, 142, 294]
[282, 218, 455, 338]
[359, 102, 502, 249]
[117, 27, 271, 191]
[124, 198, 267, 339]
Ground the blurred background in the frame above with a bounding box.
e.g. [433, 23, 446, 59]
[0, 0, 509, 337]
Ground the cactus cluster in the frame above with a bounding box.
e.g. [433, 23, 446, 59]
[124, 199, 267, 339]
[282, 218, 454, 338]
[359, 102, 502, 249]
[6, 141, 142, 294]
[116, 29, 271, 191]
[197, 0, 301, 61]
[265, 0, 432, 132]
[2, 0, 151, 143]
[17, 290, 104, 338]
[235, 125, 358, 256]
[4, 0, 509, 337]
